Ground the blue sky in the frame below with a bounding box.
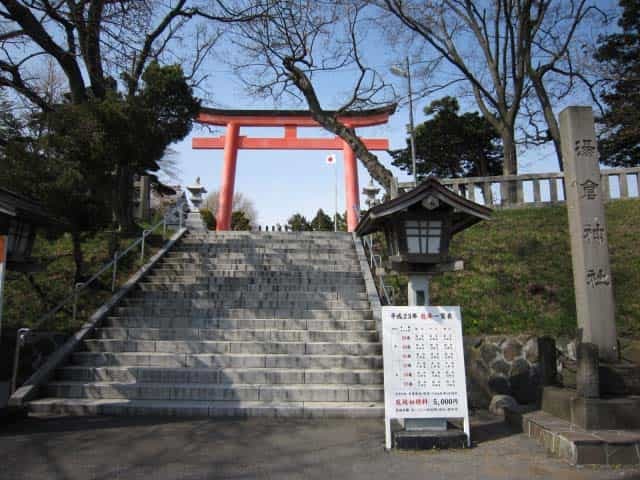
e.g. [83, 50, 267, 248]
[163, 3, 611, 227]
[169, 71, 561, 227]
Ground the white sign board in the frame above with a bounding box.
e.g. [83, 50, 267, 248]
[382, 306, 470, 449]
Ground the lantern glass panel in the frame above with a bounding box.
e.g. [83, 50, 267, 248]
[428, 237, 441, 253]
[7, 218, 33, 258]
[405, 220, 442, 254]
[407, 236, 420, 253]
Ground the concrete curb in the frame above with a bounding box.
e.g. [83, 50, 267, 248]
[8, 228, 188, 408]
[352, 233, 382, 335]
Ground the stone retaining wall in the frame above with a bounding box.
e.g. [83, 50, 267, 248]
[464, 335, 640, 408]
[464, 335, 540, 408]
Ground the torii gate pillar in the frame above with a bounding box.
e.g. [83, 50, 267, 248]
[342, 139, 360, 232]
[218, 122, 240, 231]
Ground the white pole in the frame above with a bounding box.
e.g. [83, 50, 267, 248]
[334, 156, 338, 232]
[406, 56, 417, 187]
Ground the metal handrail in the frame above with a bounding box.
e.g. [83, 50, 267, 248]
[362, 235, 394, 305]
[10, 199, 186, 393]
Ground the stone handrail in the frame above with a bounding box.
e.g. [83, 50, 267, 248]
[397, 167, 640, 208]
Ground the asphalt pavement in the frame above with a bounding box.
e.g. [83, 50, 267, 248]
[1, 413, 639, 480]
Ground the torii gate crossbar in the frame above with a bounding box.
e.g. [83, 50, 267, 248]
[192, 107, 393, 232]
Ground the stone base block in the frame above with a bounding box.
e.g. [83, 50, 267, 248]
[514, 409, 640, 465]
[600, 362, 640, 396]
[541, 386, 640, 429]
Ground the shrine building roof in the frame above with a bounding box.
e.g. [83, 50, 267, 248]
[355, 177, 492, 237]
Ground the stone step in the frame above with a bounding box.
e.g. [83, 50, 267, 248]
[71, 352, 383, 369]
[162, 250, 358, 257]
[181, 235, 354, 242]
[28, 230, 383, 420]
[184, 231, 353, 243]
[56, 366, 383, 385]
[113, 307, 373, 320]
[103, 317, 377, 330]
[162, 250, 359, 257]
[161, 252, 358, 261]
[93, 327, 378, 342]
[145, 272, 364, 281]
[120, 299, 371, 310]
[156, 256, 360, 264]
[135, 287, 367, 297]
[141, 278, 365, 287]
[128, 291, 370, 301]
[83, 339, 382, 356]
[45, 381, 384, 402]
[171, 245, 355, 252]
[509, 409, 640, 466]
[150, 265, 362, 273]
[177, 235, 354, 242]
[136, 283, 366, 293]
[27, 398, 384, 418]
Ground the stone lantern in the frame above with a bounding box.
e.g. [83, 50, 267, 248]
[362, 179, 381, 210]
[0, 188, 61, 356]
[356, 177, 491, 305]
[186, 177, 207, 211]
[0, 189, 59, 270]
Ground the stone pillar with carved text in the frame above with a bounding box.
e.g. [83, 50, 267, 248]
[559, 106, 618, 362]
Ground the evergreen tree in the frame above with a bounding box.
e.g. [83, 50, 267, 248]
[595, 0, 640, 167]
[310, 209, 333, 231]
[231, 211, 252, 231]
[334, 212, 347, 232]
[199, 209, 216, 230]
[287, 213, 312, 231]
[390, 97, 503, 180]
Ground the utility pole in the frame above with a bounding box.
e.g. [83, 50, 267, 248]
[391, 57, 417, 187]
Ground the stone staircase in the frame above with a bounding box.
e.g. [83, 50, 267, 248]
[28, 231, 384, 417]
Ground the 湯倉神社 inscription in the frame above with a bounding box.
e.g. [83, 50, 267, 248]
[560, 106, 618, 362]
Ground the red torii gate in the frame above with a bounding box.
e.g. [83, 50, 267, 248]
[192, 106, 394, 232]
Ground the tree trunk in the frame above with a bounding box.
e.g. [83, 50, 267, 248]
[113, 164, 136, 234]
[71, 230, 84, 283]
[502, 127, 518, 205]
[283, 58, 395, 192]
[531, 73, 563, 171]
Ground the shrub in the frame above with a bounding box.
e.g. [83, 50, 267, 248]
[200, 208, 216, 230]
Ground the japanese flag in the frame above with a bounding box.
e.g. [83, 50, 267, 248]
[326, 154, 336, 165]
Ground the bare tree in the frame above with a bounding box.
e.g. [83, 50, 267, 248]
[0, 1, 255, 108]
[377, 0, 608, 177]
[377, 0, 545, 185]
[524, 0, 608, 171]
[204, 190, 258, 226]
[0, 1, 262, 231]
[223, 0, 396, 191]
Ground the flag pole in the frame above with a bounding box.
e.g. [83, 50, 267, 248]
[334, 156, 338, 232]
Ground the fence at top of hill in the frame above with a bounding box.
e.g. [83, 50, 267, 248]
[396, 166, 640, 209]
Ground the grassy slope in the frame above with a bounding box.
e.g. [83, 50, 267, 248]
[4, 200, 639, 338]
[427, 198, 640, 337]
[3, 227, 168, 334]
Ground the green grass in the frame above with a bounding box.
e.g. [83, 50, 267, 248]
[3, 225, 170, 335]
[4, 199, 639, 339]
[417, 198, 640, 337]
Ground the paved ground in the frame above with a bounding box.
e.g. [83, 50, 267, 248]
[1, 413, 639, 480]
